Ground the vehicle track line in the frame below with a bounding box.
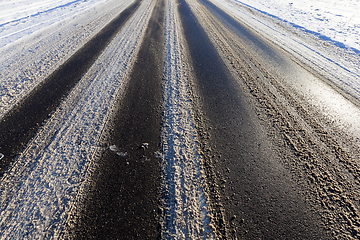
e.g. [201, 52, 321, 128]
[0, 0, 141, 174]
[66, 0, 165, 238]
[191, 0, 360, 238]
[180, 0, 334, 238]
[0, 0, 155, 238]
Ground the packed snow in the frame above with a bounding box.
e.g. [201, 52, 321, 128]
[2, 0, 359, 115]
[161, 0, 214, 238]
[2, 0, 359, 54]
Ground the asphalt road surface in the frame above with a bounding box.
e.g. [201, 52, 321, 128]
[1, 0, 360, 239]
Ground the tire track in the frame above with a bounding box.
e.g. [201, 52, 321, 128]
[180, 0, 347, 238]
[0, 0, 154, 238]
[0, 0, 141, 174]
[62, 0, 164, 238]
[190, 0, 360, 238]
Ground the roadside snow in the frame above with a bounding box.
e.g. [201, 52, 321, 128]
[0, 0, 112, 49]
[232, 0, 360, 53]
[0, 0, 87, 24]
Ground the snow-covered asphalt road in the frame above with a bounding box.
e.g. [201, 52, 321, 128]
[1, 0, 360, 239]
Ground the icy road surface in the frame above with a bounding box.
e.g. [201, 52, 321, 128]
[1, 0, 360, 239]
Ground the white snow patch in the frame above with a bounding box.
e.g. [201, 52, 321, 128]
[109, 145, 128, 157]
[160, 0, 214, 239]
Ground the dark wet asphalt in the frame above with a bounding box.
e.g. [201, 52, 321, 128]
[70, 0, 165, 239]
[200, 0, 286, 65]
[178, 0, 329, 238]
